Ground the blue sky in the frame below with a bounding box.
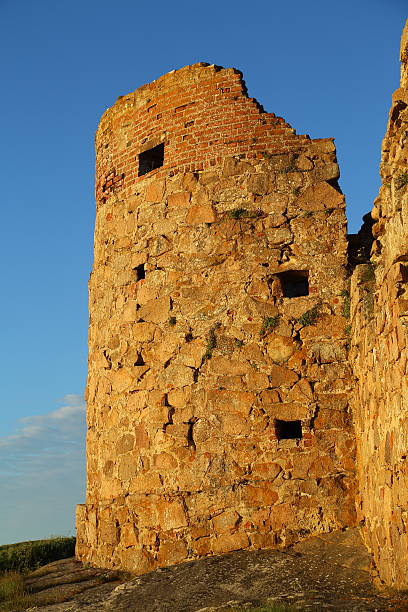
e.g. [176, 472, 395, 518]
[0, 0, 406, 544]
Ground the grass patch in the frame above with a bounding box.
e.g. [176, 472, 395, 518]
[0, 572, 33, 611]
[260, 316, 280, 337]
[297, 304, 320, 327]
[0, 537, 76, 574]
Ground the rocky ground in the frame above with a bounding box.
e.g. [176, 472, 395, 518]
[25, 529, 408, 611]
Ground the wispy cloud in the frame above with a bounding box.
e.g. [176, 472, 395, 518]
[0, 395, 86, 544]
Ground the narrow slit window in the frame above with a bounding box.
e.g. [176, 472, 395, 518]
[275, 419, 302, 440]
[138, 143, 164, 176]
[134, 264, 145, 281]
[277, 270, 309, 298]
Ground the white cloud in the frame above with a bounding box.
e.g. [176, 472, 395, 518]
[0, 395, 87, 544]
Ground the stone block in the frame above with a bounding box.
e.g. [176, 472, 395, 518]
[211, 531, 249, 554]
[212, 510, 241, 533]
[245, 370, 270, 391]
[241, 482, 279, 507]
[168, 191, 191, 207]
[266, 335, 296, 362]
[221, 413, 250, 436]
[251, 461, 282, 479]
[119, 546, 153, 573]
[185, 204, 216, 224]
[293, 181, 344, 212]
[191, 536, 212, 556]
[268, 365, 299, 387]
[137, 296, 171, 324]
[157, 538, 188, 566]
[145, 179, 165, 202]
[154, 452, 179, 471]
[157, 499, 188, 530]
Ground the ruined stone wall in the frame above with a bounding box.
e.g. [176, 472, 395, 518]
[350, 21, 408, 589]
[76, 63, 356, 573]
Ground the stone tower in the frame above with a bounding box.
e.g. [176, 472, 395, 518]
[76, 63, 355, 573]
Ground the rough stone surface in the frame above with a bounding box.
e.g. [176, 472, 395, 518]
[350, 20, 408, 590]
[75, 20, 408, 593]
[27, 530, 408, 611]
[76, 62, 356, 575]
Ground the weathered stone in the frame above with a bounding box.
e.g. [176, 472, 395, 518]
[296, 154, 314, 171]
[268, 365, 299, 387]
[167, 191, 190, 207]
[157, 539, 188, 566]
[186, 204, 216, 224]
[247, 173, 269, 195]
[78, 62, 357, 579]
[266, 335, 296, 362]
[350, 21, 408, 589]
[293, 181, 344, 212]
[145, 179, 165, 203]
[137, 296, 171, 324]
[211, 532, 250, 554]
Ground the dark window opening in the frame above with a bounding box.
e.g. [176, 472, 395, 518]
[134, 352, 145, 366]
[277, 270, 309, 298]
[399, 264, 408, 283]
[275, 419, 302, 440]
[134, 264, 145, 281]
[138, 143, 164, 176]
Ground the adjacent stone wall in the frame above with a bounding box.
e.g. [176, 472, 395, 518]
[76, 63, 355, 573]
[350, 21, 408, 589]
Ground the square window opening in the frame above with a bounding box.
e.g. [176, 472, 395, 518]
[277, 270, 309, 298]
[138, 143, 164, 177]
[275, 419, 302, 440]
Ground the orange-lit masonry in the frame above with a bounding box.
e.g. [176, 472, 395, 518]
[76, 62, 357, 574]
[77, 34, 408, 588]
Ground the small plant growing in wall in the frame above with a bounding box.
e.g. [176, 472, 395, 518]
[260, 315, 280, 337]
[359, 263, 376, 321]
[297, 304, 320, 327]
[228, 208, 263, 220]
[363, 291, 375, 320]
[395, 171, 408, 190]
[280, 162, 297, 173]
[168, 316, 177, 326]
[360, 262, 376, 283]
[202, 322, 221, 361]
[341, 289, 351, 319]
